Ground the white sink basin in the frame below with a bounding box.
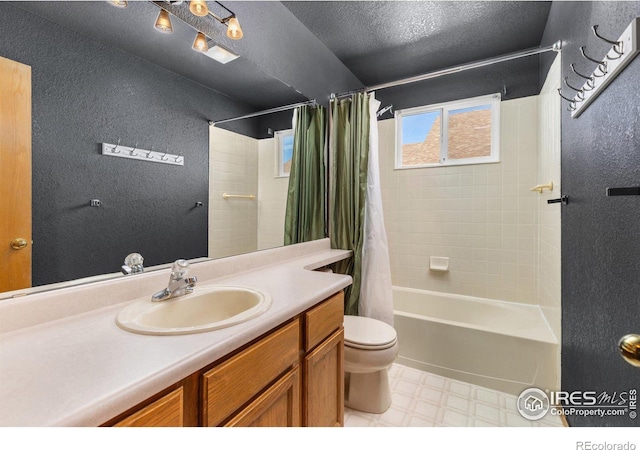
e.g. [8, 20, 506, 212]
[116, 285, 272, 335]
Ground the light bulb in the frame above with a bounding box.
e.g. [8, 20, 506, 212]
[226, 16, 243, 40]
[189, 0, 209, 17]
[192, 32, 209, 53]
[154, 10, 173, 33]
[108, 0, 128, 8]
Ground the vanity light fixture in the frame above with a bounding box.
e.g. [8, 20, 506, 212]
[225, 16, 243, 40]
[108, 0, 128, 8]
[154, 9, 173, 33]
[192, 32, 209, 53]
[207, 2, 243, 40]
[189, 0, 209, 17]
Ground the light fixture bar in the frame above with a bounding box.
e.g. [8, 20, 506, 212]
[210, 99, 317, 126]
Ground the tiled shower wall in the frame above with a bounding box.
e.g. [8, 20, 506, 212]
[536, 55, 562, 383]
[257, 139, 288, 251]
[208, 128, 288, 258]
[208, 127, 259, 259]
[379, 97, 540, 304]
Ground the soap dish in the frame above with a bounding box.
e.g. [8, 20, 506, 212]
[429, 256, 450, 272]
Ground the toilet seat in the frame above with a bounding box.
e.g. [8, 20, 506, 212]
[344, 315, 397, 350]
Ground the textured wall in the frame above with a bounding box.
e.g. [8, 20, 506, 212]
[0, 3, 256, 286]
[379, 97, 539, 303]
[540, 1, 640, 426]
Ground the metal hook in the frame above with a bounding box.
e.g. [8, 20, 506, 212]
[570, 64, 596, 90]
[162, 146, 169, 161]
[557, 89, 579, 110]
[147, 146, 155, 159]
[113, 138, 121, 154]
[580, 47, 608, 76]
[563, 77, 586, 101]
[592, 25, 624, 58]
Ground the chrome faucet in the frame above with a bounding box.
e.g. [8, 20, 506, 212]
[152, 259, 197, 302]
[121, 253, 144, 275]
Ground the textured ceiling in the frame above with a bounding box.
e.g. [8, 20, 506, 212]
[11, 1, 552, 110]
[282, 1, 552, 88]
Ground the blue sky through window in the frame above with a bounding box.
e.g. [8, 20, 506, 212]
[450, 104, 491, 115]
[283, 135, 294, 165]
[402, 111, 440, 145]
[402, 105, 490, 145]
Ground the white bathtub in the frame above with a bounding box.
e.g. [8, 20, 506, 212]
[393, 287, 558, 395]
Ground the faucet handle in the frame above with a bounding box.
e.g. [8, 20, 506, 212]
[170, 259, 190, 279]
[122, 253, 144, 275]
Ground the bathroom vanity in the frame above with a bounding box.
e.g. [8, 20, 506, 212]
[106, 292, 344, 427]
[0, 239, 352, 427]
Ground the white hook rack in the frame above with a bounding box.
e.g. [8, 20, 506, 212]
[101, 143, 184, 166]
[570, 17, 639, 118]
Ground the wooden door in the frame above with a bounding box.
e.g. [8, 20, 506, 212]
[0, 56, 32, 292]
[304, 329, 344, 427]
[225, 368, 300, 427]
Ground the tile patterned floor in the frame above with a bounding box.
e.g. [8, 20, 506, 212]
[344, 364, 564, 427]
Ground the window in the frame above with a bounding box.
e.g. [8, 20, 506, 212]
[276, 130, 294, 177]
[395, 93, 500, 169]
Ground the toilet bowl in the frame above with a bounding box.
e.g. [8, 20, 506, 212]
[343, 315, 398, 414]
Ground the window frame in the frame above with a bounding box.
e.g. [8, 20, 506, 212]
[394, 93, 501, 169]
[275, 129, 294, 178]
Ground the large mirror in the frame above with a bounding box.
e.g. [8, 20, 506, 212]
[0, 1, 318, 299]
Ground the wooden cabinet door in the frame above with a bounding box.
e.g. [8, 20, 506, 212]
[304, 329, 344, 427]
[113, 387, 183, 427]
[225, 368, 300, 427]
[0, 56, 32, 293]
[202, 320, 299, 426]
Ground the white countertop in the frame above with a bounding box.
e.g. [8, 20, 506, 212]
[0, 241, 352, 426]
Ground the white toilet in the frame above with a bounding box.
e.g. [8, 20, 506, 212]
[343, 315, 398, 414]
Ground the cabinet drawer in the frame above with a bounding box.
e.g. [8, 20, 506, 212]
[114, 387, 183, 427]
[202, 319, 300, 426]
[305, 291, 344, 351]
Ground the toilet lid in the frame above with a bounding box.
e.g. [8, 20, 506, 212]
[343, 315, 397, 350]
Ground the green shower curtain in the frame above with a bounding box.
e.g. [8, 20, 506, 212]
[330, 93, 370, 316]
[284, 105, 326, 245]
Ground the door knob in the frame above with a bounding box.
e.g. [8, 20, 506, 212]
[10, 238, 28, 250]
[618, 334, 640, 367]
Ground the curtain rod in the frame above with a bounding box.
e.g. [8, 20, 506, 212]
[209, 99, 317, 126]
[332, 41, 563, 99]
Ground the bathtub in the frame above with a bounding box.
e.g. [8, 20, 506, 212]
[393, 287, 558, 396]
